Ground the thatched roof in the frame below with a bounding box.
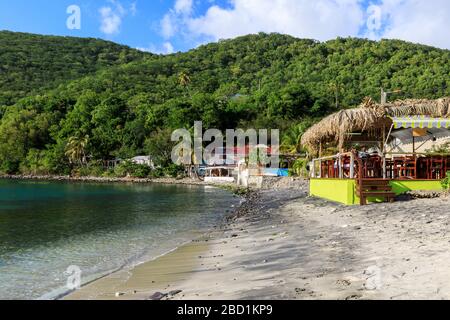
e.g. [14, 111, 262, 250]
[301, 97, 450, 153]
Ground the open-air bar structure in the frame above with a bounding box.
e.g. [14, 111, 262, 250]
[301, 97, 450, 205]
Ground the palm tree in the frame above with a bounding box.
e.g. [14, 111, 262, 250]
[281, 126, 303, 154]
[178, 71, 191, 88]
[329, 82, 343, 110]
[178, 71, 191, 97]
[281, 120, 316, 155]
[65, 135, 89, 166]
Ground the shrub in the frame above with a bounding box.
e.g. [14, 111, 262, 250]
[114, 161, 152, 178]
[441, 171, 450, 190]
[163, 164, 185, 178]
[289, 158, 308, 177]
[149, 167, 165, 178]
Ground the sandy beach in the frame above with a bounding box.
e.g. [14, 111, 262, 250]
[64, 181, 450, 300]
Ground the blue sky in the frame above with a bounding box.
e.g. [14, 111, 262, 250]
[1, 0, 449, 53]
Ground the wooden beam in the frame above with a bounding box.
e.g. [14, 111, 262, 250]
[319, 140, 323, 158]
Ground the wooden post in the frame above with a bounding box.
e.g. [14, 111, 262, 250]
[319, 141, 323, 158]
[350, 153, 355, 178]
[311, 160, 315, 178]
[382, 155, 387, 179]
[319, 159, 322, 178]
[338, 155, 343, 179]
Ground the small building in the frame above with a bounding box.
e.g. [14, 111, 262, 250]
[301, 97, 450, 205]
[130, 156, 154, 168]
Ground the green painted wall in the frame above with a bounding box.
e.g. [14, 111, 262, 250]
[310, 179, 443, 205]
[390, 180, 442, 194]
[310, 179, 356, 205]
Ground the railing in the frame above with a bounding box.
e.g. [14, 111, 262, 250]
[310, 152, 356, 179]
[311, 152, 450, 180]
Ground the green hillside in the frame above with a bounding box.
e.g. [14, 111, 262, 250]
[1, 32, 450, 175]
[0, 31, 148, 106]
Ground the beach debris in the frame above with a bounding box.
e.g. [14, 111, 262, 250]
[406, 190, 443, 199]
[295, 288, 306, 294]
[115, 292, 125, 297]
[148, 292, 168, 300]
[336, 279, 352, 287]
[169, 290, 183, 297]
[345, 294, 362, 300]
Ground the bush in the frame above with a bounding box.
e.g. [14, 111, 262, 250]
[289, 158, 309, 177]
[163, 164, 185, 178]
[75, 165, 105, 177]
[19, 149, 49, 175]
[114, 161, 152, 178]
[441, 171, 450, 190]
[149, 167, 165, 178]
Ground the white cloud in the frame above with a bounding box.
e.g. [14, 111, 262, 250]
[99, 0, 126, 35]
[161, 13, 176, 38]
[137, 41, 175, 55]
[163, 42, 175, 54]
[158, 0, 450, 50]
[160, 0, 194, 39]
[174, 0, 193, 15]
[374, 0, 450, 49]
[161, 0, 365, 42]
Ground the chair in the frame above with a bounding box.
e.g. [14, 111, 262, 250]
[365, 156, 382, 178]
[393, 157, 405, 179]
[403, 156, 417, 179]
[384, 158, 394, 179]
[328, 160, 337, 178]
[416, 157, 429, 179]
[342, 156, 352, 178]
[430, 156, 446, 180]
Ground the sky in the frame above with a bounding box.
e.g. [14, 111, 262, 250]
[1, 0, 450, 54]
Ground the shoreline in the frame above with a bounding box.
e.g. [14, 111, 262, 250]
[0, 174, 212, 186]
[62, 186, 301, 300]
[62, 191, 257, 301]
[65, 180, 450, 300]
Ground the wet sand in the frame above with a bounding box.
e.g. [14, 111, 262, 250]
[65, 183, 450, 300]
[65, 241, 210, 300]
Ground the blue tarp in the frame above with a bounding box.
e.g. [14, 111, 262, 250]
[264, 168, 289, 177]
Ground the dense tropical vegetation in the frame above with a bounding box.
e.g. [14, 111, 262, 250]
[0, 31, 146, 106]
[1, 31, 450, 176]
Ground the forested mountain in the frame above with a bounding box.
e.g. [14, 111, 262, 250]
[0, 31, 148, 105]
[1, 32, 450, 175]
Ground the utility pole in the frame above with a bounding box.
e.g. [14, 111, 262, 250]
[381, 88, 402, 105]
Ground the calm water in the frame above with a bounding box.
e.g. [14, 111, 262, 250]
[0, 180, 239, 300]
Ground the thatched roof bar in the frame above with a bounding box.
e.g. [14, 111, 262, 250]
[301, 97, 450, 153]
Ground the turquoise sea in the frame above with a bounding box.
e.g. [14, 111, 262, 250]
[0, 180, 239, 300]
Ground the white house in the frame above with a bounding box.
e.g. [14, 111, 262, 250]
[130, 156, 154, 168]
